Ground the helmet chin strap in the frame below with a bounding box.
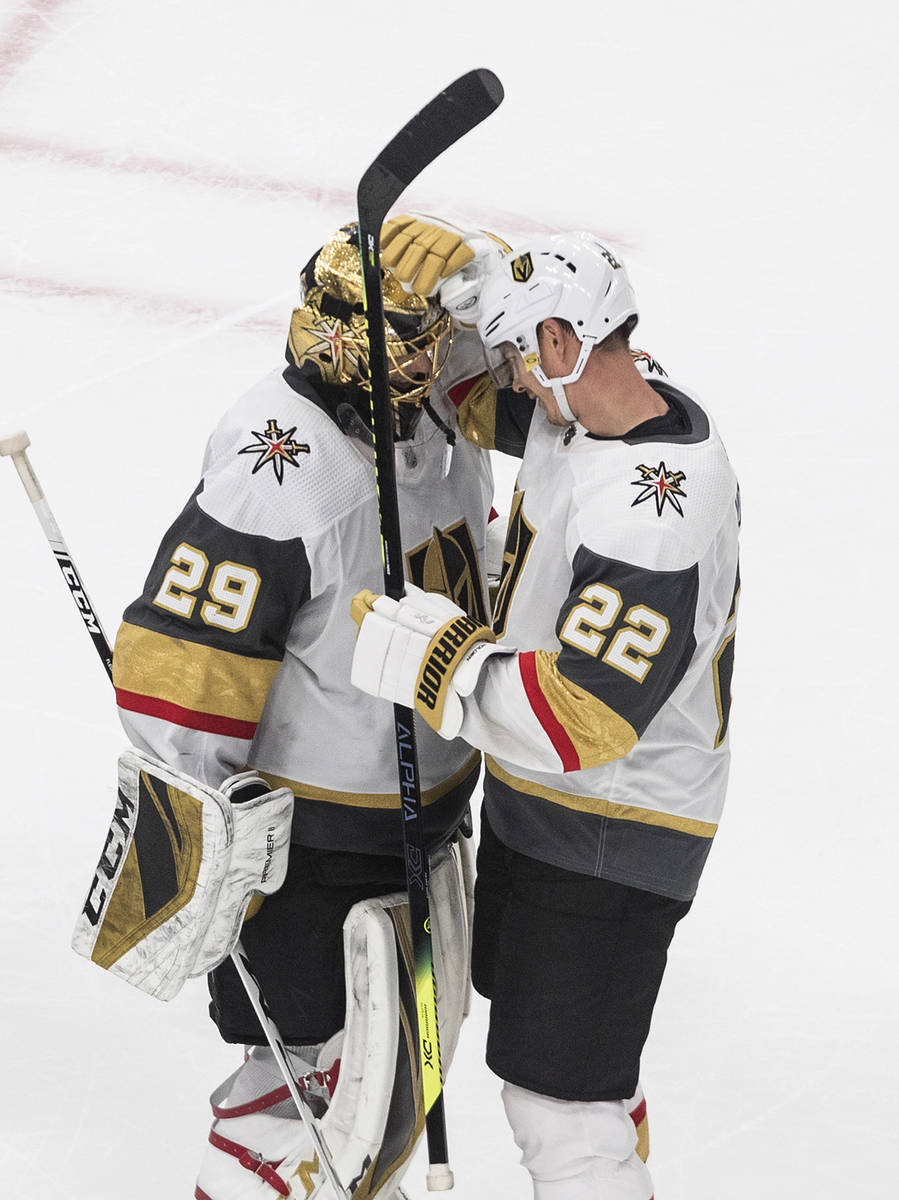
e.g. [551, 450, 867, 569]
[534, 336, 594, 426]
[550, 379, 577, 423]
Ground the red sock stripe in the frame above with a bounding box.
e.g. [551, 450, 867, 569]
[629, 1096, 647, 1127]
[518, 652, 581, 771]
[115, 688, 258, 740]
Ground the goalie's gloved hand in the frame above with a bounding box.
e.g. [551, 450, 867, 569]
[380, 214, 510, 327]
[350, 582, 512, 738]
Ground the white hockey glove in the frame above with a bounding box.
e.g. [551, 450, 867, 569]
[72, 750, 293, 1000]
[350, 582, 512, 738]
[381, 213, 510, 326]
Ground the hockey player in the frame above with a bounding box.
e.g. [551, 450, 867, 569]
[99, 217, 504, 1199]
[351, 231, 741, 1200]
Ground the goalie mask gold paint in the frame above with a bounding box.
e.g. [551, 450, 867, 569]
[286, 224, 453, 438]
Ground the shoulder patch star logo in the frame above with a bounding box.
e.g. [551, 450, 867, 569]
[631, 461, 687, 517]
[239, 418, 310, 484]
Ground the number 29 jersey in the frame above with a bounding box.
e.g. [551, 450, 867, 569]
[459, 378, 740, 901]
[112, 353, 493, 857]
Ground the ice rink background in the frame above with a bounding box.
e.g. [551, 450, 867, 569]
[2, 2, 897, 1196]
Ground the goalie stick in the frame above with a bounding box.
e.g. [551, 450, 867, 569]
[356, 67, 504, 1192]
[0, 430, 350, 1200]
[0, 430, 113, 680]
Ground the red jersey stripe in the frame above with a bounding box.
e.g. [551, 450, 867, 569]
[115, 688, 257, 741]
[447, 375, 483, 408]
[517, 652, 581, 772]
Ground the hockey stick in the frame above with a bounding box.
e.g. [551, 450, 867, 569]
[0, 430, 350, 1200]
[0, 431, 114, 680]
[356, 68, 504, 1192]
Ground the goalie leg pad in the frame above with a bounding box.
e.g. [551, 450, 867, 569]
[502, 1083, 654, 1200]
[71, 749, 293, 1000]
[195, 841, 470, 1198]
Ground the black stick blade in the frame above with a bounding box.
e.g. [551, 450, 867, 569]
[357, 68, 504, 226]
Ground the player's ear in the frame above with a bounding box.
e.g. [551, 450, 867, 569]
[538, 318, 568, 364]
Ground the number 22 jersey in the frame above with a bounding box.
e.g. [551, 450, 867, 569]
[457, 373, 740, 901]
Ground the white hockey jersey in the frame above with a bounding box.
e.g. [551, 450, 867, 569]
[452, 370, 740, 900]
[113, 335, 493, 856]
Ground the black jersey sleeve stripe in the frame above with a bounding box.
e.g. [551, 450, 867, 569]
[554, 546, 699, 736]
[122, 489, 311, 660]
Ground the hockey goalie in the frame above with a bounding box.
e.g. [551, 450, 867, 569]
[71, 215, 507, 1197]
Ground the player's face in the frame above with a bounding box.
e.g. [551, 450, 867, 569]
[502, 340, 570, 427]
[388, 348, 433, 393]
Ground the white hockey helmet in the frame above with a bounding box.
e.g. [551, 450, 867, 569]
[476, 231, 638, 420]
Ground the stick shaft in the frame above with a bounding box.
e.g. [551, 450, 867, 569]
[355, 71, 503, 1189]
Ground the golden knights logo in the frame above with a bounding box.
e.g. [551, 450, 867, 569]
[511, 252, 534, 283]
[492, 489, 535, 638]
[239, 419, 310, 484]
[631, 461, 687, 517]
[406, 519, 489, 624]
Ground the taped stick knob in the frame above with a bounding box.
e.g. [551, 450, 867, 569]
[426, 1163, 455, 1190]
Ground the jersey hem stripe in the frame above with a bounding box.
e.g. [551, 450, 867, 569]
[485, 755, 718, 838]
[258, 751, 481, 809]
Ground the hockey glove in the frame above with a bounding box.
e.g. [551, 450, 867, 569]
[72, 751, 293, 1001]
[350, 583, 511, 738]
[381, 214, 510, 326]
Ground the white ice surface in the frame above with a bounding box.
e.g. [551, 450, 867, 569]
[1, 2, 898, 1196]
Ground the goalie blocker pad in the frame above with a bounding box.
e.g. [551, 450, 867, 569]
[72, 749, 293, 1001]
[196, 840, 473, 1199]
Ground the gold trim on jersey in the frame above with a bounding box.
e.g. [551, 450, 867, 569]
[532, 649, 638, 768]
[113, 621, 281, 722]
[258, 751, 481, 809]
[454, 374, 498, 449]
[485, 756, 718, 839]
[492, 487, 534, 638]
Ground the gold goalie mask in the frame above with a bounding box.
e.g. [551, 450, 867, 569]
[286, 223, 453, 442]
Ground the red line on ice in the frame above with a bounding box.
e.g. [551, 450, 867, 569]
[0, 130, 564, 235]
[0, 0, 77, 93]
[0, 270, 285, 331]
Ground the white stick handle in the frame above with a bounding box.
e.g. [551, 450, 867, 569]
[1, 430, 71, 553]
[2, 429, 112, 675]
